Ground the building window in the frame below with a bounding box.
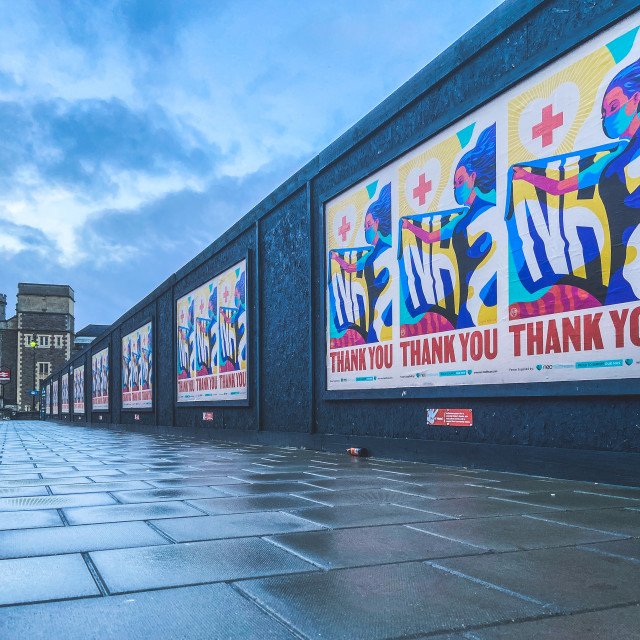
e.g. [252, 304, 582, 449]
[24, 334, 32, 346]
[39, 335, 50, 348]
[38, 362, 50, 377]
[55, 336, 63, 348]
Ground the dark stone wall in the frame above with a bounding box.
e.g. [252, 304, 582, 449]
[45, 0, 640, 483]
[0, 328, 18, 406]
[259, 188, 312, 433]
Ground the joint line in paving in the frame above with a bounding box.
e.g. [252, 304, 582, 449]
[181, 500, 213, 515]
[228, 582, 311, 640]
[522, 513, 629, 537]
[56, 508, 70, 526]
[81, 553, 110, 597]
[574, 490, 640, 502]
[404, 525, 490, 550]
[426, 561, 557, 610]
[144, 520, 178, 543]
[576, 544, 640, 564]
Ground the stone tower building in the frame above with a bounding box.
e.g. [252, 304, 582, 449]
[0, 284, 74, 412]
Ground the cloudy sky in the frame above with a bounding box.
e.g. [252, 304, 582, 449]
[0, 0, 502, 330]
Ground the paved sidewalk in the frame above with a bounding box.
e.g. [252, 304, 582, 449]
[0, 420, 639, 639]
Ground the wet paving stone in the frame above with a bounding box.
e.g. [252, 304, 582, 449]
[0, 521, 169, 559]
[267, 524, 482, 569]
[236, 561, 546, 639]
[294, 477, 403, 491]
[0, 553, 100, 606]
[146, 476, 250, 488]
[189, 495, 316, 515]
[0, 486, 49, 498]
[415, 496, 558, 519]
[151, 511, 325, 542]
[437, 547, 640, 612]
[49, 481, 153, 495]
[63, 500, 204, 525]
[468, 603, 640, 639]
[283, 503, 449, 528]
[0, 477, 94, 487]
[2, 421, 639, 637]
[579, 538, 640, 562]
[0, 509, 63, 531]
[491, 491, 640, 511]
[409, 514, 625, 552]
[522, 508, 640, 537]
[89, 537, 318, 593]
[0, 582, 299, 639]
[0, 493, 117, 511]
[385, 483, 524, 499]
[293, 487, 448, 508]
[110, 486, 228, 503]
[229, 472, 335, 483]
[215, 481, 329, 496]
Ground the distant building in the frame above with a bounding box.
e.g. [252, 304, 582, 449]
[0, 284, 75, 412]
[72, 324, 109, 357]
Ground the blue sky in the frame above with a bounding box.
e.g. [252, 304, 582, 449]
[0, 0, 502, 330]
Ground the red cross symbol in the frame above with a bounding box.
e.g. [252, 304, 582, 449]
[532, 104, 564, 147]
[338, 216, 351, 242]
[413, 173, 432, 206]
[223, 288, 230, 303]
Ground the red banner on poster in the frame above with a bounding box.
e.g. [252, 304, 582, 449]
[426, 408, 473, 427]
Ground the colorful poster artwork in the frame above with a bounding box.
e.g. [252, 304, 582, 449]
[122, 322, 153, 409]
[52, 380, 58, 414]
[92, 348, 109, 411]
[45, 384, 50, 415]
[61, 373, 69, 413]
[73, 365, 85, 414]
[326, 15, 640, 390]
[176, 259, 247, 402]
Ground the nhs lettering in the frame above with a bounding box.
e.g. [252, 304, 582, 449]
[176, 259, 247, 403]
[325, 13, 640, 391]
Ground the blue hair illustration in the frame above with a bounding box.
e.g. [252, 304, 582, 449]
[456, 124, 496, 194]
[608, 56, 640, 99]
[366, 183, 392, 236]
[209, 288, 218, 316]
[235, 272, 246, 306]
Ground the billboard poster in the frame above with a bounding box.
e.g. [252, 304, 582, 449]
[45, 384, 50, 415]
[326, 15, 640, 391]
[61, 373, 69, 413]
[122, 322, 153, 409]
[176, 259, 247, 402]
[52, 379, 59, 414]
[92, 347, 109, 411]
[73, 365, 85, 414]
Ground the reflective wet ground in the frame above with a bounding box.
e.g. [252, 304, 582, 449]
[0, 420, 639, 639]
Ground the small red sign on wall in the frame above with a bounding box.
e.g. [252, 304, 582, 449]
[427, 408, 473, 427]
[134, 414, 140, 421]
[203, 412, 214, 421]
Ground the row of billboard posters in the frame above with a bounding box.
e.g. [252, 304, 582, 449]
[46, 259, 247, 416]
[177, 259, 248, 402]
[122, 322, 153, 409]
[61, 373, 69, 414]
[326, 15, 640, 391]
[73, 365, 85, 414]
[43, 352, 105, 416]
[92, 347, 109, 410]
